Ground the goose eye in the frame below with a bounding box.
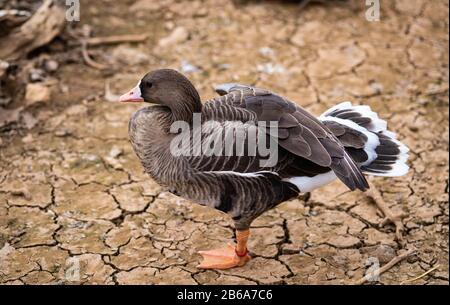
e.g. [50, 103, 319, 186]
[146, 81, 153, 88]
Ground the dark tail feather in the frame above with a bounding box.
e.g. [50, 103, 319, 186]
[321, 102, 409, 178]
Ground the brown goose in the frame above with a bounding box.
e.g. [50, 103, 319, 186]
[119, 69, 409, 269]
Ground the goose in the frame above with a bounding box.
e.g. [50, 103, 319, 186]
[118, 69, 409, 269]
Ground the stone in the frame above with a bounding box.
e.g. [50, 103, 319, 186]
[29, 69, 45, 82]
[109, 146, 123, 158]
[25, 83, 50, 105]
[21, 112, 39, 129]
[43, 59, 59, 73]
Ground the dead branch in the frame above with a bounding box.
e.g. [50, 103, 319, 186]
[84, 34, 148, 47]
[0, 0, 66, 61]
[353, 248, 416, 285]
[78, 34, 148, 70]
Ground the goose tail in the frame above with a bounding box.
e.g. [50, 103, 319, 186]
[320, 102, 409, 177]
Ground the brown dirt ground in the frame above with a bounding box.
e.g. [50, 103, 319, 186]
[0, 0, 448, 284]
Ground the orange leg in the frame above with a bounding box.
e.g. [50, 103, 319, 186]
[197, 229, 251, 269]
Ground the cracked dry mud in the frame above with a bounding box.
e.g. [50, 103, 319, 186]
[0, 0, 448, 284]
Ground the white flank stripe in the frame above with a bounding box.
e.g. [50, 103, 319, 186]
[284, 171, 337, 193]
[203, 170, 278, 178]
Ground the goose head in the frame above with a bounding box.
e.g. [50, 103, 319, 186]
[119, 69, 202, 122]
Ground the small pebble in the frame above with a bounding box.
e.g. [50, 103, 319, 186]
[109, 146, 123, 158]
[326, 272, 337, 280]
[257, 63, 285, 74]
[217, 63, 230, 70]
[29, 68, 45, 82]
[43, 59, 59, 73]
[259, 47, 275, 57]
[11, 189, 32, 200]
[55, 129, 71, 137]
[181, 61, 200, 74]
[83, 154, 101, 162]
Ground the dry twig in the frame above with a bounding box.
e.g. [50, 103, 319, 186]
[400, 264, 440, 285]
[79, 34, 148, 70]
[354, 248, 416, 285]
[84, 34, 148, 46]
[81, 41, 108, 70]
[365, 181, 407, 241]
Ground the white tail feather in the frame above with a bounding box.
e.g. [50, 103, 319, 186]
[321, 101, 409, 177]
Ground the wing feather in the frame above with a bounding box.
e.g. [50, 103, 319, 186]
[203, 84, 369, 191]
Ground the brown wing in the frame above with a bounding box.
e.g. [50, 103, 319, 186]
[211, 84, 369, 191]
